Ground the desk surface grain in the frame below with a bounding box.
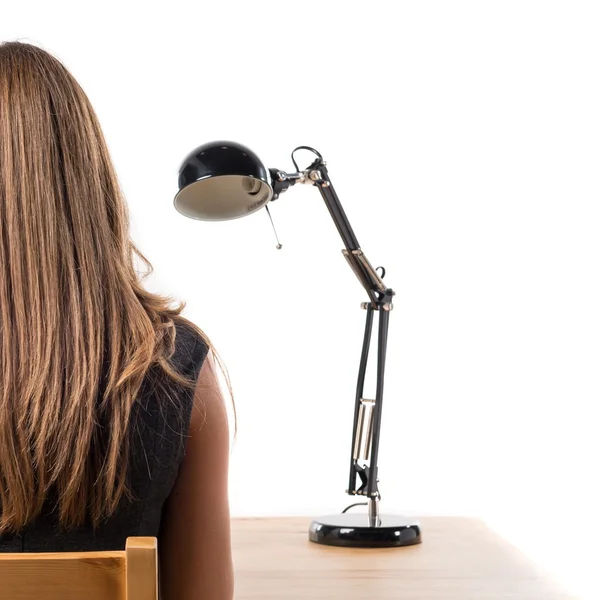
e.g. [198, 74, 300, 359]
[231, 517, 575, 599]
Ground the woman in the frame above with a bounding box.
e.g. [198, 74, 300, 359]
[0, 41, 234, 600]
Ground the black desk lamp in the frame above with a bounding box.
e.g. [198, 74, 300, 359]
[174, 141, 421, 548]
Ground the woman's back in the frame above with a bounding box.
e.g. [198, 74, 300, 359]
[0, 322, 208, 553]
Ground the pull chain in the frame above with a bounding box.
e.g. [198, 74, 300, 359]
[265, 205, 282, 249]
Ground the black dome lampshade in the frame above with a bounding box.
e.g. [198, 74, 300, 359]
[174, 141, 273, 221]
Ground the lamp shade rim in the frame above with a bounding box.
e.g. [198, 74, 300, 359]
[173, 173, 273, 221]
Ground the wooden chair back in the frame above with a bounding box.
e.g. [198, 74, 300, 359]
[0, 537, 157, 600]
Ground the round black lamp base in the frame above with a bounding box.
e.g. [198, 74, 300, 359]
[309, 514, 421, 548]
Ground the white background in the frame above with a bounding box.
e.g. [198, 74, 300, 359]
[3, 2, 599, 598]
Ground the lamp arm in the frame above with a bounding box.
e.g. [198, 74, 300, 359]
[313, 163, 393, 305]
[273, 158, 395, 511]
[273, 160, 395, 307]
[309, 162, 361, 251]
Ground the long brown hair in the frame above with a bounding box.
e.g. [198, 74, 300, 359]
[0, 41, 210, 533]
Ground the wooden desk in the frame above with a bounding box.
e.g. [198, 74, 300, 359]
[232, 517, 576, 599]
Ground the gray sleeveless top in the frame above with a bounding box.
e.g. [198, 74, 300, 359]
[0, 322, 208, 553]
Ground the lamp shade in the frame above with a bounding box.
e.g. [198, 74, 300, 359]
[174, 141, 273, 221]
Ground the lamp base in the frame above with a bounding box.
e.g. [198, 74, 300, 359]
[309, 513, 421, 548]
